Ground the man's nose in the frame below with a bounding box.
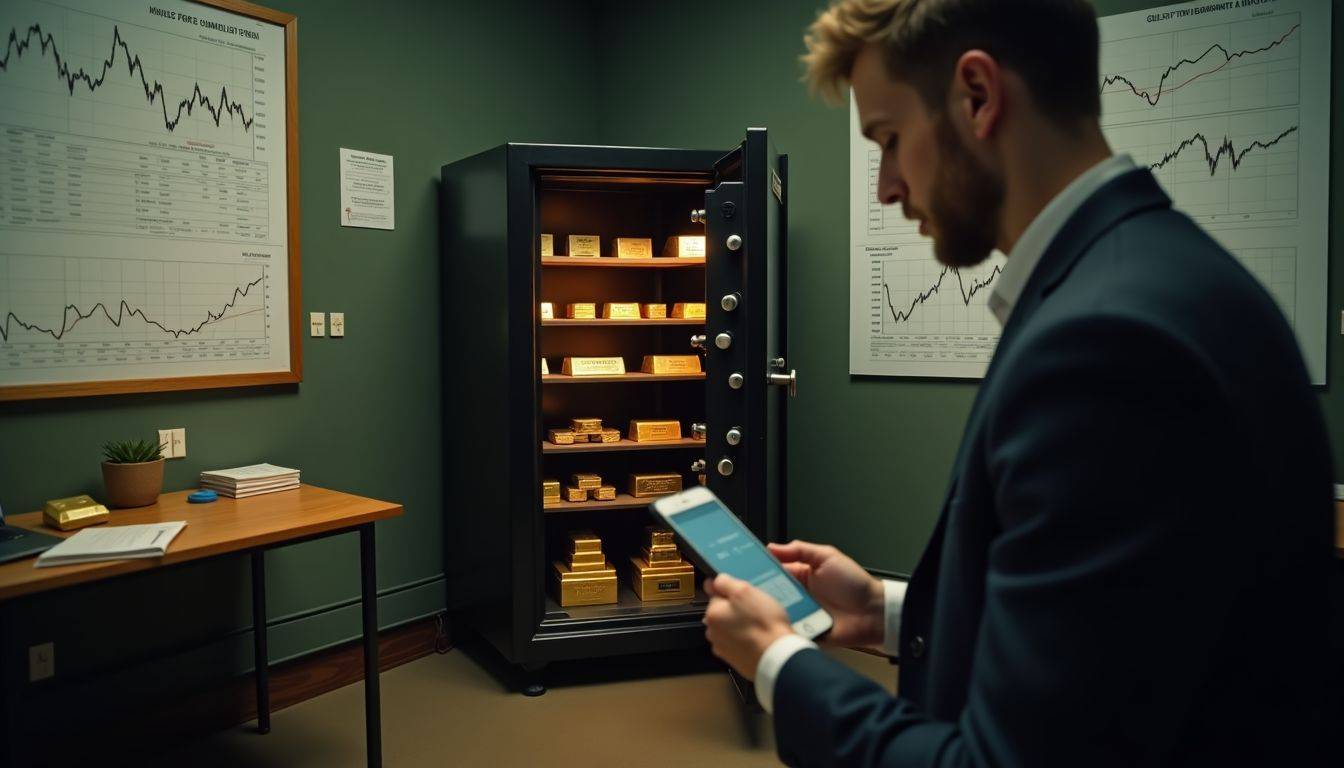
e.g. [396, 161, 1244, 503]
[876, 159, 904, 206]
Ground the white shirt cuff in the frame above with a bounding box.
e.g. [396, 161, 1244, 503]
[755, 633, 818, 714]
[880, 579, 908, 657]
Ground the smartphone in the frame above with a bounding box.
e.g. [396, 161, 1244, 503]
[650, 486, 833, 640]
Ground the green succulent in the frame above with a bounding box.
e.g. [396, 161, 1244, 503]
[102, 438, 166, 464]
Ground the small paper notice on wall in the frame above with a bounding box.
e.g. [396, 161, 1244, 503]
[339, 148, 395, 230]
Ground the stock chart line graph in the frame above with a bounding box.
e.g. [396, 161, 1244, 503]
[1101, 22, 1300, 107]
[1149, 124, 1299, 175]
[884, 264, 1002, 325]
[0, 21, 254, 132]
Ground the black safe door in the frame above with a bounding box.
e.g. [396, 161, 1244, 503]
[704, 128, 790, 541]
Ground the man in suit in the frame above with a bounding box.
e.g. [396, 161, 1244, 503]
[701, 0, 1340, 765]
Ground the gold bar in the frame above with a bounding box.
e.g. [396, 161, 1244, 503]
[540, 234, 554, 258]
[561, 357, 626, 376]
[547, 429, 576, 445]
[629, 472, 684, 498]
[593, 485, 617, 501]
[640, 355, 702, 375]
[569, 550, 606, 566]
[643, 543, 681, 564]
[662, 235, 706, 258]
[540, 302, 554, 320]
[567, 234, 601, 258]
[597, 429, 620, 443]
[571, 473, 602, 490]
[570, 417, 603, 433]
[629, 419, 682, 442]
[629, 556, 695, 601]
[42, 494, 110, 531]
[553, 561, 618, 606]
[669, 302, 706, 320]
[613, 237, 653, 259]
[645, 526, 676, 546]
[564, 486, 588, 503]
[640, 303, 667, 319]
[568, 530, 602, 554]
[569, 560, 611, 572]
[602, 302, 641, 319]
[565, 302, 596, 319]
[542, 479, 561, 498]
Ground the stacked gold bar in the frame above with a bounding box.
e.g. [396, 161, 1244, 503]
[542, 479, 561, 507]
[553, 530, 618, 606]
[629, 526, 695, 601]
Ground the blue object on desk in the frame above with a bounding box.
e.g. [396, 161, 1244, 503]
[188, 489, 218, 504]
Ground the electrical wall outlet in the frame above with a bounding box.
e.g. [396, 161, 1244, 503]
[310, 312, 325, 337]
[158, 429, 174, 458]
[29, 642, 54, 682]
[330, 312, 345, 337]
[171, 428, 186, 458]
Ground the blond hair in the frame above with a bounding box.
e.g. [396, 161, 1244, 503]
[801, 0, 1102, 123]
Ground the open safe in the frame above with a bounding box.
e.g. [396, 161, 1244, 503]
[440, 128, 792, 685]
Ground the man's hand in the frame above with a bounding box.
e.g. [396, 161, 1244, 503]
[703, 573, 795, 680]
[768, 540, 885, 648]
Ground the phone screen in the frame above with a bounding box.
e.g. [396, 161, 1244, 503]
[666, 499, 823, 623]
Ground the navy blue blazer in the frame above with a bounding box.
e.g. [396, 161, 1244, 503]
[774, 169, 1341, 766]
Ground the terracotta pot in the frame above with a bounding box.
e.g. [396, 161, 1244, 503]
[101, 458, 165, 508]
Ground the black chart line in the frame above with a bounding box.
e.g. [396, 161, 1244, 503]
[1, 274, 265, 342]
[1101, 23, 1300, 107]
[1148, 125, 1298, 176]
[884, 264, 1003, 326]
[0, 22, 254, 133]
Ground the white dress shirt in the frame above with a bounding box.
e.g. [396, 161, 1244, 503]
[753, 153, 1138, 715]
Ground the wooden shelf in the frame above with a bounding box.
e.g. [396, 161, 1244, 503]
[541, 257, 705, 269]
[542, 318, 704, 327]
[542, 437, 706, 454]
[543, 492, 667, 513]
[542, 372, 705, 384]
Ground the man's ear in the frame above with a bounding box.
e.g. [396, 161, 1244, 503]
[950, 50, 1002, 141]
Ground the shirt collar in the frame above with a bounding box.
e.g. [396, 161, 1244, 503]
[987, 154, 1137, 326]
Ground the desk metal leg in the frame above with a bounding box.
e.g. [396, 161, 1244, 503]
[360, 523, 382, 767]
[252, 551, 271, 735]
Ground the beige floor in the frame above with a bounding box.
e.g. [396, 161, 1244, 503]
[151, 645, 894, 767]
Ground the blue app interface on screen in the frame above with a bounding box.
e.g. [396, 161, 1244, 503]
[671, 501, 821, 623]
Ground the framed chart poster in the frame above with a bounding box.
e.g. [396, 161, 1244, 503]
[0, 0, 300, 400]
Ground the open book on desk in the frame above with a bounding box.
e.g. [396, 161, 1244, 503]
[34, 521, 186, 568]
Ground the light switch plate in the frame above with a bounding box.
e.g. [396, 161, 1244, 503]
[330, 312, 345, 337]
[29, 642, 54, 682]
[310, 312, 325, 337]
[158, 429, 174, 458]
[171, 428, 186, 458]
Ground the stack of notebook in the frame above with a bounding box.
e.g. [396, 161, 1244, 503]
[199, 463, 301, 498]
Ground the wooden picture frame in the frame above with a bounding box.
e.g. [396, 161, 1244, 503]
[0, 0, 301, 400]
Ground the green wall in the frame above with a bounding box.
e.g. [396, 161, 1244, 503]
[594, 0, 1344, 576]
[0, 0, 600, 708]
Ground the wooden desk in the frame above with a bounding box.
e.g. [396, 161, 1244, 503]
[0, 485, 401, 767]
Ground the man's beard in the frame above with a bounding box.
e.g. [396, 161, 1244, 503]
[923, 115, 1004, 268]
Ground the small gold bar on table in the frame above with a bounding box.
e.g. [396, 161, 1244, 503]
[568, 530, 603, 554]
[641, 303, 667, 319]
[548, 428, 576, 445]
[629, 472, 684, 498]
[540, 302, 554, 320]
[597, 428, 620, 443]
[593, 485, 617, 501]
[662, 235, 706, 258]
[570, 417, 603, 433]
[540, 234, 554, 258]
[43, 494, 110, 531]
[564, 486, 588, 503]
[571, 473, 602, 490]
[561, 357, 626, 376]
[567, 234, 601, 257]
[629, 419, 682, 442]
[669, 302, 706, 320]
[554, 530, 617, 606]
[613, 237, 653, 259]
[602, 302, 641, 319]
[641, 355, 702, 375]
[565, 303, 596, 319]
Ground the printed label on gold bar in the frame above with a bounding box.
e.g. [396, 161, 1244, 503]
[613, 237, 653, 259]
[662, 235, 706, 258]
[629, 419, 682, 442]
[629, 557, 695, 601]
[564, 486, 588, 502]
[568, 234, 601, 257]
[640, 303, 667, 319]
[641, 355, 702, 375]
[540, 302, 554, 320]
[565, 302, 596, 319]
[593, 485, 617, 500]
[571, 473, 602, 490]
[548, 429, 575, 445]
[602, 302, 641, 319]
[540, 234, 554, 258]
[669, 302, 706, 320]
[629, 473, 684, 498]
[562, 357, 626, 376]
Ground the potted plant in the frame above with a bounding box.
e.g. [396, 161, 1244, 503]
[101, 438, 167, 508]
